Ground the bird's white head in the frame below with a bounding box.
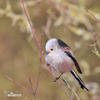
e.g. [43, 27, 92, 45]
[45, 38, 58, 54]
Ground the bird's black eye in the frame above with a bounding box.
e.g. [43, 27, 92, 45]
[50, 49, 53, 51]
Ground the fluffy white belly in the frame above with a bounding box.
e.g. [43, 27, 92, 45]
[45, 51, 74, 73]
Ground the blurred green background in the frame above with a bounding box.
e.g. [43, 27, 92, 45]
[0, 0, 100, 100]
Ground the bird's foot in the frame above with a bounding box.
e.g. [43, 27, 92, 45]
[54, 73, 63, 82]
[54, 77, 60, 82]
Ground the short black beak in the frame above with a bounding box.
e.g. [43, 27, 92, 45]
[46, 52, 49, 55]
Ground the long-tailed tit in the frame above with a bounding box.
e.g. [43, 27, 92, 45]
[45, 38, 88, 91]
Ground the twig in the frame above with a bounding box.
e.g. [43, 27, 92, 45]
[62, 77, 80, 100]
[5, 74, 32, 94]
[42, 17, 51, 38]
[28, 78, 36, 100]
[34, 33, 44, 95]
[20, 0, 69, 98]
[85, 8, 100, 23]
[48, 66, 70, 98]
[21, 0, 43, 98]
[34, 56, 42, 95]
[21, 0, 42, 52]
[28, 77, 34, 94]
[88, 34, 100, 57]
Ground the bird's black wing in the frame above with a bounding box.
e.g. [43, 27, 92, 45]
[57, 39, 69, 48]
[65, 51, 82, 74]
[57, 39, 82, 74]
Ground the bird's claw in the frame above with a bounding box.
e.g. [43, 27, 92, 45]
[54, 77, 60, 82]
[54, 73, 63, 82]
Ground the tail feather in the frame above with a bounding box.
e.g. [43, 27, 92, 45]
[70, 70, 88, 91]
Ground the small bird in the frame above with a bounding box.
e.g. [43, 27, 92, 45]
[45, 38, 88, 91]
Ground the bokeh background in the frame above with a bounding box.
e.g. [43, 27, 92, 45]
[0, 0, 100, 100]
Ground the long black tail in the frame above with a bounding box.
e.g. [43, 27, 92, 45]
[70, 70, 88, 91]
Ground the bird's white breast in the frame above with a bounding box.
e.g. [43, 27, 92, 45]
[45, 50, 74, 72]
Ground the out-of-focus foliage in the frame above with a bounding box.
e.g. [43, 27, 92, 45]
[0, 0, 100, 100]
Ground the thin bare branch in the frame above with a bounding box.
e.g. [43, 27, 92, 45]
[28, 78, 36, 100]
[34, 56, 42, 95]
[47, 66, 70, 98]
[86, 8, 100, 23]
[5, 74, 32, 94]
[21, 0, 42, 52]
[21, 0, 69, 97]
[20, 0, 69, 97]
